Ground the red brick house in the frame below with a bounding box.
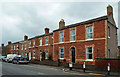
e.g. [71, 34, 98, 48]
[8, 5, 118, 64]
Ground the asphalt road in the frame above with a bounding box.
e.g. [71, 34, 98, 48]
[2, 62, 73, 75]
[1, 62, 116, 77]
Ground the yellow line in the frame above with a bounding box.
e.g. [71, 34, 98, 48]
[63, 70, 105, 76]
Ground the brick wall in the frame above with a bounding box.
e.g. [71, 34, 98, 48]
[95, 58, 120, 72]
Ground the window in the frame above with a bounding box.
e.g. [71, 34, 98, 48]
[59, 32, 64, 43]
[86, 47, 93, 60]
[108, 26, 110, 38]
[25, 44, 27, 50]
[11, 46, 13, 50]
[33, 40, 35, 47]
[86, 26, 93, 40]
[17, 45, 18, 50]
[40, 39, 42, 46]
[33, 52, 35, 59]
[21, 52, 23, 55]
[21, 45, 23, 50]
[29, 42, 31, 48]
[14, 46, 15, 50]
[45, 38, 48, 45]
[45, 50, 48, 59]
[70, 29, 76, 41]
[60, 48, 64, 59]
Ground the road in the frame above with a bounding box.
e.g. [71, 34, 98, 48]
[1, 62, 113, 77]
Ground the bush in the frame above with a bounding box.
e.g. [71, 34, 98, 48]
[48, 55, 53, 61]
[117, 56, 120, 59]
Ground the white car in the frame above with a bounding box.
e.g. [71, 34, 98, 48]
[6, 54, 18, 63]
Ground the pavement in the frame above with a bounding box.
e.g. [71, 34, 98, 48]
[1, 61, 120, 77]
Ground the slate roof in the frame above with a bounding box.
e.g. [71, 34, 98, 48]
[53, 15, 108, 32]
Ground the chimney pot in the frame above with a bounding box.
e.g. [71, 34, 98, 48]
[24, 35, 28, 40]
[8, 41, 11, 45]
[107, 5, 113, 16]
[45, 28, 49, 34]
[1, 44, 4, 47]
[59, 19, 65, 29]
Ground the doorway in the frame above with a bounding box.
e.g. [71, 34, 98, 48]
[71, 47, 75, 63]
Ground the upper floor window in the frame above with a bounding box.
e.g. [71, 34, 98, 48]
[59, 32, 64, 43]
[29, 42, 31, 48]
[21, 45, 23, 50]
[45, 50, 48, 59]
[11, 46, 13, 50]
[108, 26, 110, 38]
[40, 39, 42, 46]
[45, 38, 48, 45]
[25, 44, 27, 50]
[60, 48, 64, 59]
[86, 47, 93, 60]
[33, 40, 35, 47]
[70, 29, 76, 42]
[86, 26, 93, 40]
[14, 46, 15, 50]
[16, 45, 18, 50]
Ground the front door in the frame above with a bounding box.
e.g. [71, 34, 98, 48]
[29, 52, 31, 60]
[42, 52, 45, 61]
[71, 47, 75, 63]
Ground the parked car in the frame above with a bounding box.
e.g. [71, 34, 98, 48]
[6, 54, 18, 63]
[12, 55, 29, 64]
[2, 56, 7, 62]
[0, 56, 6, 61]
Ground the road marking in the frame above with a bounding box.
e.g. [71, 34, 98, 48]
[38, 72, 44, 75]
[63, 70, 105, 76]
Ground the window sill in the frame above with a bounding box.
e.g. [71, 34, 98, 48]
[86, 39, 93, 41]
[85, 59, 93, 61]
[70, 41, 76, 42]
[60, 58, 64, 60]
[59, 42, 64, 44]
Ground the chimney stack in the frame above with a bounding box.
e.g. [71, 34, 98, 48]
[24, 35, 28, 40]
[45, 28, 49, 34]
[1, 44, 4, 47]
[8, 41, 11, 45]
[59, 19, 65, 29]
[107, 5, 113, 16]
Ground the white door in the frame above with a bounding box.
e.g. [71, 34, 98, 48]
[29, 52, 31, 60]
[40, 51, 42, 61]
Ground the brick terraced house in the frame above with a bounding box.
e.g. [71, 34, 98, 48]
[8, 5, 118, 64]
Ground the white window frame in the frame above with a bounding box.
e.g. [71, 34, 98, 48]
[60, 48, 64, 59]
[70, 29, 76, 42]
[33, 40, 35, 47]
[11, 46, 13, 50]
[40, 39, 42, 46]
[45, 38, 48, 45]
[59, 32, 64, 43]
[33, 52, 35, 59]
[45, 50, 48, 59]
[86, 47, 93, 61]
[29, 42, 31, 48]
[25, 44, 27, 50]
[86, 26, 93, 41]
[14, 46, 15, 50]
[21, 45, 23, 50]
[17, 45, 18, 50]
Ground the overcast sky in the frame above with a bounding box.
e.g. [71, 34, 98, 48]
[0, 2, 120, 46]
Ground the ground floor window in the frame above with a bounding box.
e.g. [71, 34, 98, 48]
[60, 48, 64, 59]
[33, 52, 35, 59]
[45, 50, 48, 59]
[86, 47, 93, 60]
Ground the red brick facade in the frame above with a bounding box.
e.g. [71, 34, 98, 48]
[7, 5, 118, 65]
